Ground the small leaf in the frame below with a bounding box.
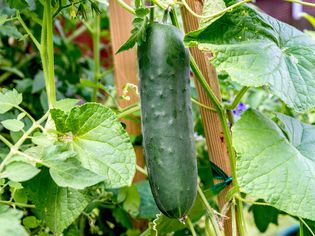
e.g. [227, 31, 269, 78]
[32, 71, 45, 94]
[1, 119, 24, 132]
[0, 25, 23, 38]
[122, 185, 141, 216]
[17, 112, 26, 120]
[0, 205, 28, 236]
[135, 8, 150, 17]
[4, 161, 40, 182]
[0, 15, 8, 25]
[41, 144, 105, 189]
[249, 200, 280, 233]
[0, 89, 22, 114]
[116, 17, 148, 53]
[5, 0, 29, 10]
[23, 216, 40, 229]
[55, 99, 79, 112]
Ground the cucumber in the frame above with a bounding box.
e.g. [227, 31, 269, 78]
[138, 22, 197, 219]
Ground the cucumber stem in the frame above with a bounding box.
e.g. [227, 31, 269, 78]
[186, 217, 197, 236]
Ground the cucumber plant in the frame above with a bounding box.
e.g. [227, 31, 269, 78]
[1, 0, 315, 235]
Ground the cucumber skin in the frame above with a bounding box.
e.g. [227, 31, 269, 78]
[138, 23, 197, 219]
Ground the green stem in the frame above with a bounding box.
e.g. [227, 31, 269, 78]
[0, 112, 49, 173]
[149, 0, 155, 22]
[186, 217, 197, 236]
[231, 201, 237, 236]
[40, 7, 50, 103]
[65, 23, 87, 43]
[116, 0, 136, 14]
[0, 135, 13, 148]
[92, 15, 101, 102]
[16, 11, 41, 51]
[191, 97, 217, 112]
[117, 104, 140, 118]
[0, 200, 35, 208]
[225, 87, 249, 110]
[197, 186, 222, 236]
[45, 0, 56, 108]
[299, 217, 315, 236]
[181, 0, 251, 19]
[300, 222, 305, 236]
[286, 0, 315, 7]
[136, 165, 147, 175]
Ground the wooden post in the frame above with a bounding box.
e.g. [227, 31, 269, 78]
[181, 3, 233, 236]
[109, 0, 145, 183]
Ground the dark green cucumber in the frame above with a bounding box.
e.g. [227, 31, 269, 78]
[138, 23, 197, 219]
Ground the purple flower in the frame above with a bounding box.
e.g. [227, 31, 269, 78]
[233, 102, 247, 117]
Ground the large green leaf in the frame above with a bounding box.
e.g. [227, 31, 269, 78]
[185, 3, 315, 112]
[25, 170, 93, 234]
[50, 103, 136, 189]
[0, 205, 28, 236]
[0, 89, 22, 114]
[233, 109, 315, 220]
[2, 161, 40, 182]
[41, 144, 106, 189]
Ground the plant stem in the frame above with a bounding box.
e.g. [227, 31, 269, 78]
[116, 0, 136, 14]
[181, 0, 251, 19]
[65, 23, 87, 43]
[92, 15, 101, 102]
[16, 11, 41, 51]
[0, 112, 49, 173]
[286, 0, 315, 7]
[299, 217, 315, 236]
[170, 8, 246, 235]
[136, 165, 147, 175]
[191, 97, 217, 112]
[0, 200, 35, 208]
[0, 135, 13, 148]
[45, 0, 56, 108]
[225, 87, 249, 110]
[186, 217, 197, 236]
[197, 186, 222, 236]
[117, 104, 140, 118]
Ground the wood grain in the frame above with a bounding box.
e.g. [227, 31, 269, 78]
[180, 3, 233, 235]
[109, 0, 145, 183]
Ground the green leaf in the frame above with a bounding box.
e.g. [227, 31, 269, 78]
[301, 12, 315, 28]
[50, 103, 136, 189]
[122, 185, 141, 216]
[5, 0, 29, 10]
[1, 119, 24, 132]
[185, 4, 315, 112]
[0, 25, 23, 38]
[0, 205, 28, 236]
[0, 89, 22, 114]
[55, 99, 80, 112]
[32, 71, 45, 94]
[0, 15, 8, 25]
[3, 161, 40, 182]
[233, 109, 315, 221]
[200, 0, 226, 28]
[135, 8, 150, 17]
[116, 17, 148, 53]
[24, 169, 93, 234]
[249, 200, 280, 232]
[41, 144, 105, 189]
[23, 216, 40, 229]
[136, 180, 159, 219]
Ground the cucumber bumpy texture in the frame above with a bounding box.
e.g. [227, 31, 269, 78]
[138, 22, 197, 219]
